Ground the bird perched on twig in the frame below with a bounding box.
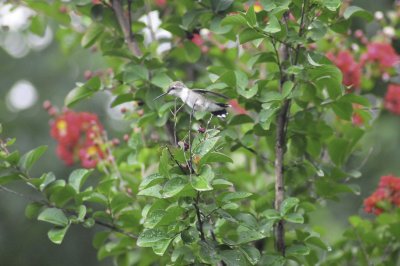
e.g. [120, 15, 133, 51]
[153, 81, 230, 118]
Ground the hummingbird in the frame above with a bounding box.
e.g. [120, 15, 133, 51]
[153, 81, 231, 118]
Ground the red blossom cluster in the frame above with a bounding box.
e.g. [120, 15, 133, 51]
[384, 84, 400, 115]
[364, 175, 400, 215]
[327, 50, 361, 89]
[46, 106, 106, 168]
[361, 42, 400, 70]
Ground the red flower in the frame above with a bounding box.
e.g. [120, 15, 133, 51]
[155, 0, 166, 7]
[56, 144, 75, 166]
[79, 145, 104, 169]
[361, 42, 400, 70]
[364, 175, 400, 215]
[50, 110, 106, 168]
[50, 111, 82, 146]
[384, 84, 400, 115]
[326, 50, 361, 89]
[191, 34, 204, 47]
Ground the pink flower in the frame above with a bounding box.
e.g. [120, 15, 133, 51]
[327, 50, 361, 89]
[384, 84, 400, 115]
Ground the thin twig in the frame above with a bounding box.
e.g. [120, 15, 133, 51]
[194, 192, 205, 241]
[166, 146, 187, 174]
[111, 0, 142, 57]
[0, 184, 137, 239]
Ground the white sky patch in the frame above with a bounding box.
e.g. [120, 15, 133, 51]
[139, 10, 172, 55]
[7, 80, 38, 111]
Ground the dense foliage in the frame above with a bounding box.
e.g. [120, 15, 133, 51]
[1, 0, 400, 265]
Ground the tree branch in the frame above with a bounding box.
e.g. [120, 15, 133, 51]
[0, 185, 137, 239]
[274, 0, 308, 256]
[194, 192, 205, 241]
[111, 0, 142, 57]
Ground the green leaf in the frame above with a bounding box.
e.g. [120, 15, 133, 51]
[30, 15, 47, 36]
[240, 245, 261, 265]
[191, 175, 213, 191]
[25, 202, 42, 219]
[239, 28, 264, 44]
[151, 72, 173, 89]
[184, 41, 201, 63]
[220, 250, 248, 266]
[308, 65, 342, 99]
[222, 192, 252, 202]
[341, 93, 371, 106]
[38, 208, 69, 227]
[193, 136, 220, 156]
[222, 14, 248, 26]
[199, 152, 233, 167]
[81, 23, 104, 48]
[138, 184, 163, 198]
[343, 6, 373, 21]
[18, 145, 47, 172]
[65, 77, 102, 107]
[110, 93, 135, 107]
[212, 0, 234, 12]
[68, 169, 93, 193]
[238, 84, 258, 99]
[259, 106, 279, 130]
[284, 213, 304, 224]
[145, 209, 166, 228]
[48, 225, 70, 244]
[39, 172, 56, 191]
[0, 173, 21, 185]
[262, 209, 281, 221]
[286, 244, 310, 256]
[327, 139, 349, 166]
[323, 0, 341, 11]
[137, 228, 169, 247]
[163, 176, 188, 198]
[280, 197, 299, 216]
[124, 64, 149, 82]
[307, 53, 323, 67]
[246, 5, 257, 26]
[229, 114, 254, 126]
[152, 238, 172, 256]
[331, 101, 352, 120]
[264, 15, 281, 33]
[139, 173, 165, 190]
[159, 149, 170, 178]
[305, 236, 330, 250]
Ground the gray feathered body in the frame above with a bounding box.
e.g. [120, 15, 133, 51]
[177, 88, 226, 112]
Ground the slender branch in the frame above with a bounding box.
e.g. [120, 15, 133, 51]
[166, 146, 187, 174]
[0, 184, 137, 239]
[111, 0, 142, 57]
[194, 192, 205, 241]
[94, 219, 137, 239]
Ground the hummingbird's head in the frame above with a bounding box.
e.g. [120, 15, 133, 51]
[167, 81, 186, 96]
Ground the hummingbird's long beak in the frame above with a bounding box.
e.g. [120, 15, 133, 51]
[153, 92, 168, 101]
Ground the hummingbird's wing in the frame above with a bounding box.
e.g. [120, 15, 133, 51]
[192, 89, 230, 99]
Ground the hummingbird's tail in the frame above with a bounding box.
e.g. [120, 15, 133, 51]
[212, 103, 231, 118]
[211, 109, 228, 118]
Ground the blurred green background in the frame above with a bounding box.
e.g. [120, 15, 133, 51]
[0, 0, 399, 265]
